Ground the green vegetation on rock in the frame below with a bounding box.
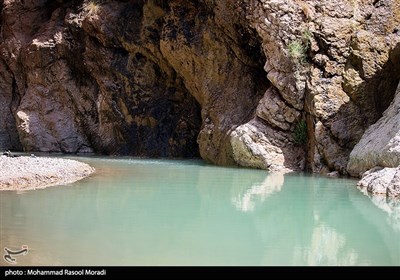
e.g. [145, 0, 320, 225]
[293, 120, 307, 145]
[288, 29, 312, 64]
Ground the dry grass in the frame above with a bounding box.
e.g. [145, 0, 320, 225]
[81, 0, 103, 19]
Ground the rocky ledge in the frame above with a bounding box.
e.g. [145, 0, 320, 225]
[358, 167, 400, 198]
[0, 155, 95, 191]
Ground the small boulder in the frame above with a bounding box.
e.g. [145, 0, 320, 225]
[358, 167, 400, 198]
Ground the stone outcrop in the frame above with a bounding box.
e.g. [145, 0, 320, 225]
[348, 82, 400, 177]
[358, 167, 400, 198]
[1, 0, 206, 157]
[248, 0, 400, 174]
[1, 0, 399, 174]
[0, 0, 271, 165]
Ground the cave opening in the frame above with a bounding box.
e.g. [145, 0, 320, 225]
[374, 43, 400, 118]
[111, 53, 203, 159]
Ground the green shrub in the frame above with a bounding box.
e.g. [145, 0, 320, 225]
[288, 40, 307, 64]
[288, 29, 312, 64]
[293, 120, 307, 145]
[301, 29, 313, 48]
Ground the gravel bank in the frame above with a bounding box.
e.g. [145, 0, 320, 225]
[0, 156, 95, 191]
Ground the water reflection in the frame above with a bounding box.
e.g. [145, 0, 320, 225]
[357, 188, 400, 232]
[1, 158, 399, 265]
[230, 172, 399, 265]
[302, 225, 358, 265]
[232, 172, 284, 212]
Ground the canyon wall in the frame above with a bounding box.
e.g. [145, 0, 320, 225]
[247, 0, 400, 174]
[1, 0, 399, 175]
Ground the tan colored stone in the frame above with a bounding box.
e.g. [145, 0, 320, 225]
[256, 88, 300, 131]
[230, 119, 305, 172]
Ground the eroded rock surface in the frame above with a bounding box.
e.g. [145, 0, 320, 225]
[357, 167, 399, 197]
[248, 0, 400, 174]
[1, 0, 399, 173]
[348, 82, 400, 177]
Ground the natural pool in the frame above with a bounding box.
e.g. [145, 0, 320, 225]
[0, 157, 399, 266]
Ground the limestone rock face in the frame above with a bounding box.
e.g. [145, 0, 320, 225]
[248, 0, 400, 174]
[0, 0, 204, 156]
[158, 0, 270, 165]
[230, 119, 305, 172]
[1, 0, 399, 173]
[347, 83, 400, 177]
[0, 0, 270, 164]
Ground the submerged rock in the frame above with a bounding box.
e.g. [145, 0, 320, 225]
[326, 171, 340, 178]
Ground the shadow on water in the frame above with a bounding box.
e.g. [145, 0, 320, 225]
[0, 157, 399, 265]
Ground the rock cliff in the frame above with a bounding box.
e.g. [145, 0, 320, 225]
[1, 0, 399, 174]
[248, 0, 400, 174]
[348, 82, 400, 177]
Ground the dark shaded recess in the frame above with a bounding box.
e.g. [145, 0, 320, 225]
[27, 0, 75, 36]
[196, 6, 213, 22]
[164, 19, 178, 40]
[9, 77, 22, 151]
[182, 19, 196, 43]
[124, 91, 201, 158]
[364, 43, 400, 120]
[145, 25, 161, 43]
[58, 26, 103, 151]
[235, 23, 264, 65]
[115, 1, 144, 44]
[374, 63, 400, 116]
[0, 0, 3, 26]
[111, 47, 130, 75]
[120, 62, 202, 158]
[0, 57, 22, 151]
[42, 0, 63, 18]
[99, 47, 202, 157]
[154, 0, 170, 10]
[64, 32, 93, 87]
[332, 42, 400, 154]
[10, 76, 20, 108]
[174, 2, 209, 45]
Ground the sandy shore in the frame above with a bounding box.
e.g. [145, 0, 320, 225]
[0, 155, 95, 191]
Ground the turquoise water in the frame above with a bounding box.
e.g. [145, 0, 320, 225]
[0, 157, 399, 266]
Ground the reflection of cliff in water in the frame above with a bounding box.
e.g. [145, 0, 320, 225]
[356, 187, 400, 233]
[230, 173, 399, 265]
[2, 159, 399, 265]
[231, 173, 284, 212]
[348, 188, 400, 264]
